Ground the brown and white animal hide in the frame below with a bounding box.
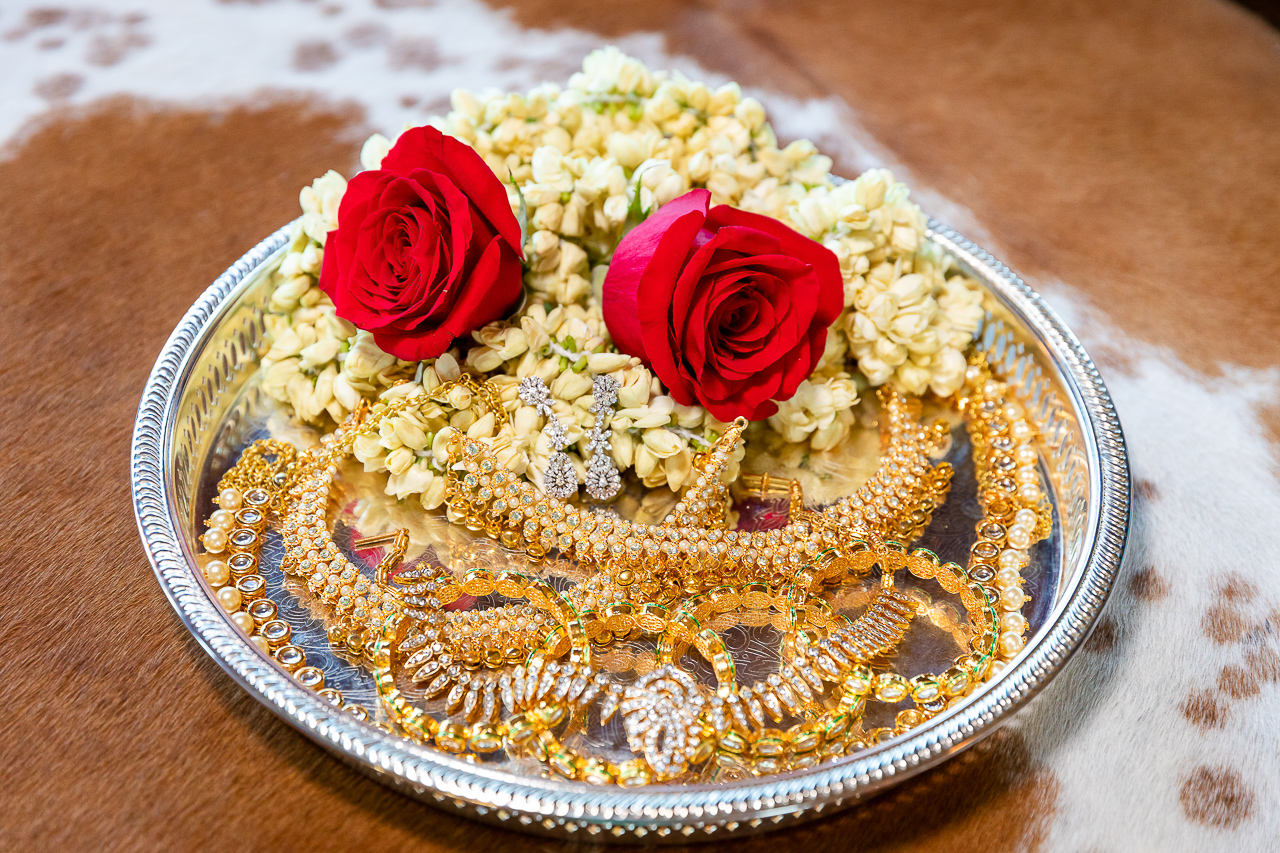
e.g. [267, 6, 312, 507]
[2, 1, 1278, 850]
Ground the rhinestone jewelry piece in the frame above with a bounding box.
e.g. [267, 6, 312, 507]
[585, 374, 621, 501]
[542, 452, 579, 500]
[519, 375, 577, 499]
[619, 665, 706, 780]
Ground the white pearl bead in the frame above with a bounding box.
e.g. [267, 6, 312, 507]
[1011, 421, 1033, 442]
[1016, 466, 1039, 485]
[1018, 483, 1042, 504]
[219, 487, 243, 510]
[202, 528, 228, 554]
[989, 660, 1007, 677]
[250, 635, 271, 654]
[1000, 586, 1027, 610]
[999, 630, 1025, 658]
[203, 560, 230, 587]
[1003, 402, 1025, 421]
[1015, 445, 1038, 466]
[1014, 509, 1038, 529]
[216, 585, 241, 612]
[999, 612, 1028, 635]
[998, 548, 1027, 570]
[995, 568, 1022, 589]
[1007, 525, 1033, 550]
[209, 509, 236, 531]
[231, 611, 254, 633]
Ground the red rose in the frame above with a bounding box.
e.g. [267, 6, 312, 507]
[602, 189, 843, 421]
[318, 126, 524, 361]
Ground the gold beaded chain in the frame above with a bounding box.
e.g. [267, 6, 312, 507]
[236, 378, 953, 674]
[193, 351, 1051, 785]
[360, 382, 1013, 783]
[955, 354, 1052, 671]
[197, 442, 378, 717]
[440, 385, 953, 605]
[195, 377, 616, 713]
[370, 540, 1003, 784]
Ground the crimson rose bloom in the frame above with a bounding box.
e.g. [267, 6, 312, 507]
[602, 189, 843, 421]
[319, 126, 523, 361]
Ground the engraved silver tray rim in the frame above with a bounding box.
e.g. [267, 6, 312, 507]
[131, 219, 1129, 841]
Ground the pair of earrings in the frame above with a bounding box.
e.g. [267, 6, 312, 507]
[518, 374, 621, 501]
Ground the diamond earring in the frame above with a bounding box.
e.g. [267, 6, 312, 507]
[585, 374, 621, 501]
[518, 376, 578, 499]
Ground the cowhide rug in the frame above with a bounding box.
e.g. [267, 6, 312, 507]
[3, 1, 1279, 851]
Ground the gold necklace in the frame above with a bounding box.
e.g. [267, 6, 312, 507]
[262, 377, 951, 665]
[370, 528, 1003, 783]
[441, 384, 952, 603]
[193, 354, 1048, 784]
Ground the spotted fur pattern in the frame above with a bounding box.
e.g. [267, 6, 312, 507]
[2, 1, 1279, 850]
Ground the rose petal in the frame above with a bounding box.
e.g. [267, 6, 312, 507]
[381, 126, 522, 256]
[603, 188, 711, 362]
[374, 236, 521, 360]
[707, 204, 842, 325]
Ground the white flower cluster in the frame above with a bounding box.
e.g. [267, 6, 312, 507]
[256, 47, 983, 506]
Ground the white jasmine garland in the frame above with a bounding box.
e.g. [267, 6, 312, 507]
[299, 170, 347, 246]
[257, 48, 984, 503]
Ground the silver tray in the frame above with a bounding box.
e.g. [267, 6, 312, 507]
[131, 218, 1129, 841]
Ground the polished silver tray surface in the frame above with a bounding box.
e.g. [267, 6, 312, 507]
[132, 218, 1129, 841]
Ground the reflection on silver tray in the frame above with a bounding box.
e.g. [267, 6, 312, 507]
[132, 218, 1129, 841]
